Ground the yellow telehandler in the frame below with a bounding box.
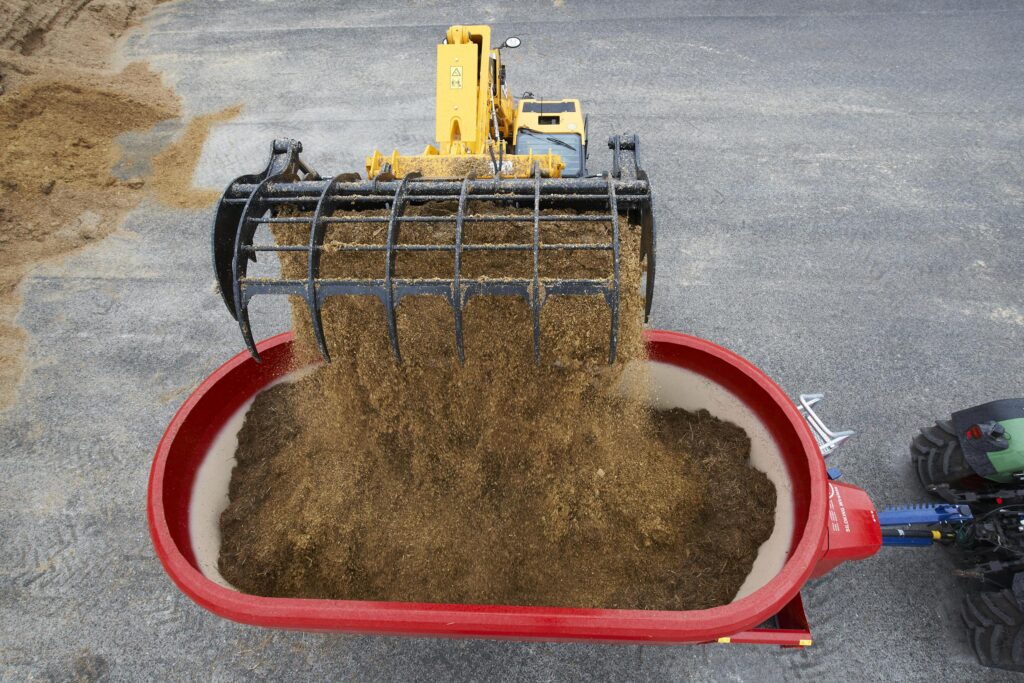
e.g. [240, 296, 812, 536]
[212, 24, 655, 363]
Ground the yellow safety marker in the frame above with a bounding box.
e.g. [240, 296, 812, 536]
[717, 637, 731, 644]
[798, 639, 813, 647]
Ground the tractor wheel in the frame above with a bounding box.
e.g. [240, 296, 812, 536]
[962, 589, 1024, 672]
[910, 419, 974, 489]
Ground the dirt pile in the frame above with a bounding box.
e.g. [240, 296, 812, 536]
[0, 63, 179, 405]
[1, 1, 166, 70]
[218, 203, 777, 609]
[0, 0, 239, 410]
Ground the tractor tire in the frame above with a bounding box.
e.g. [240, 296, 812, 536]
[910, 419, 973, 489]
[962, 589, 1024, 672]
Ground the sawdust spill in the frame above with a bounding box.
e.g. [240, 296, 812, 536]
[0, 0, 240, 410]
[150, 104, 243, 208]
[219, 201, 777, 609]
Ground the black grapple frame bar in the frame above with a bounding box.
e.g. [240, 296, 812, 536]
[212, 135, 655, 364]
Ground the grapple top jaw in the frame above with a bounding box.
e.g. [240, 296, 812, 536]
[212, 139, 319, 322]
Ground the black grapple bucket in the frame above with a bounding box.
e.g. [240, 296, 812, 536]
[211, 136, 655, 364]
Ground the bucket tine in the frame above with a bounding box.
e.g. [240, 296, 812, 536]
[238, 299, 260, 361]
[306, 174, 349, 362]
[640, 177, 656, 322]
[383, 176, 414, 363]
[453, 178, 469, 363]
[213, 172, 262, 319]
[531, 166, 542, 362]
[232, 175, 276, 362]
[607, 174, 620, 364]
[611, 135, 655, 323]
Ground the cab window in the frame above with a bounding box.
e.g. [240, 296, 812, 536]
[514, 131, 585, 178]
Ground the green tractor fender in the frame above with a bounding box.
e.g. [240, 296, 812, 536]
[952, 399, 1024, 484]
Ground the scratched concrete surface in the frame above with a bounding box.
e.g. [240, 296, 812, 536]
[2, 0, 1024, 680]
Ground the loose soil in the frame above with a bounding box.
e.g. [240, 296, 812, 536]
[0, 0, 239, 410]
[219, 201, 777, 609]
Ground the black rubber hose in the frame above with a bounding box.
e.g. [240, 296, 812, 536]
[882, 528, 936, 539]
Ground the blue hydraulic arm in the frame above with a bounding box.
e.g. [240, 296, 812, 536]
[789, 393, 975, 549]
[878, 504, 973, 547]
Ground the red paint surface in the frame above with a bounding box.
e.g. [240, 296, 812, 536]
[147, 330, 880, 644]
[808, 481, 883, 578]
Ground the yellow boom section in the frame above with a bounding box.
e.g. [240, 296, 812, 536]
[366, 24, 564, 179]
[436, 25, 487, 155]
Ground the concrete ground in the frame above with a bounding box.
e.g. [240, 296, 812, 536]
[2, 0, 1023, 679]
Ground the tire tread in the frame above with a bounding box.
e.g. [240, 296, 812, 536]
[910, 418, 973, 488]
[963, 590, 1024, 672]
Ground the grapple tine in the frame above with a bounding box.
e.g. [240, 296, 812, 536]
[212, 172, 262, 319]
[609, 134, 655, 323]
[232, 175, 274, 361]
[238, 298, 260, 362]
[642, 188, 656, 322]
[453, 178, 469, 363]
[607, 173, 620, 364]
[531, 165, 542, 362]
[383, 175, 415, 363]
[308, 289, 329, 362]
[307, 173, 350, 363]
[219, 139, 319, 359]
[611, 135, 622, 179]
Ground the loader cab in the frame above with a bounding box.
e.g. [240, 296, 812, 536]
[513, 99, 587, 177]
